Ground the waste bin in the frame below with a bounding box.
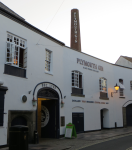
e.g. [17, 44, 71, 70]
[9, 125, 28, 150]
[34, 130, 39, 144]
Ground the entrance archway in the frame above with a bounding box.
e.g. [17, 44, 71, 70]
[126, 104, 132, 126]
[37, 87, 59, 138]
[100, 108, 109, 129]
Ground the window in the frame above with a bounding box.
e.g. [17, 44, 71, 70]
[99, 77, 107, 92]
[6, 33, 27, 68]
[45, 49, 51, 72]
[71, 71, 84, 96]
[130, 81, 132, 90]
[60, 116, 65, 127]
[99, 77, 109, 100]
[72, 71, 82, 88]
[119, 79, 125, 97]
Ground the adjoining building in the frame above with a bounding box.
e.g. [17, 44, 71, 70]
[1, 2, 132, 146]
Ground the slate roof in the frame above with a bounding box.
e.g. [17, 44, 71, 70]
[0, 1, 25, 20]
[122, 56, 132, 63]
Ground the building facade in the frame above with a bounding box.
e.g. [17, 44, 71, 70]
[1, 2, 132, 146]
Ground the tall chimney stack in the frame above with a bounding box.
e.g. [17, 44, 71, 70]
[70, 9, 81, 52]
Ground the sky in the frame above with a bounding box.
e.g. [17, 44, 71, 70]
[1, 0, 132, 64]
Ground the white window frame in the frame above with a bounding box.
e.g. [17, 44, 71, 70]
[119, 79, 125, 97]
[72, 71, 82, 88]
[6, 33, 27, 68]
[45, 49, 52, 74]
[99, 77, 107, 93]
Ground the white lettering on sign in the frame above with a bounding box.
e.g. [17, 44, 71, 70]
[74, 12, 77, 43]
[42, 83, 56, 89]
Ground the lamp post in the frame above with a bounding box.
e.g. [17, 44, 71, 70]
[111, 84, 119, 97]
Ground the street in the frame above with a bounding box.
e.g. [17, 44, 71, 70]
[80, 135, 132, 150]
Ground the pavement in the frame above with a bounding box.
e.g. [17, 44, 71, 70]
[1, 127, 132, 150]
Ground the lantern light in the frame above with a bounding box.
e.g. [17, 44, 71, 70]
[111, 83, 119, 97]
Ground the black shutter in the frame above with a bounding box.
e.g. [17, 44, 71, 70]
[0, 92, 5, 126]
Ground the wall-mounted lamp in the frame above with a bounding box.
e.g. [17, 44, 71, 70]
[64, 96, 66, 99]
[32, 97, 37, 106]
[61, 99, 65, 108]
[111, 84, 119, 97]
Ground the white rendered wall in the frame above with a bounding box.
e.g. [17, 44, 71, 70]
[116, 57, 132, 68]
[1, 13, 132, 145]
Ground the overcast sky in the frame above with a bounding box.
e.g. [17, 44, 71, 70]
[1, 0, 132, 64]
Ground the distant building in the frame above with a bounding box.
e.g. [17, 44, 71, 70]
[0, 2, 132, 146]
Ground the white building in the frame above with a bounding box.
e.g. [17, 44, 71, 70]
[0, 2, 132, 146]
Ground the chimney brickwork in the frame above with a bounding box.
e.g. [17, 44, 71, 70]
[70, 9, 81, 52]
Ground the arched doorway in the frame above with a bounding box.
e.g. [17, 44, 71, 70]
[37, 87, 59, 138]
[100, 108, 109, 129]
[126, 104, 132, 126]
[11, 116, 27, 126]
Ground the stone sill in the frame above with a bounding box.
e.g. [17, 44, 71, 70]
[99, 97, 109, 100]
[119, 97, 125, 99]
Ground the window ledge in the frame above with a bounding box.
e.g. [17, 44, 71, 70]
[45, 71, 53, 76]
[119, 97, 125, 99]
[71, 93, 85, 97]
[4, 73, 27, 79]
[99, 97, 109, 100]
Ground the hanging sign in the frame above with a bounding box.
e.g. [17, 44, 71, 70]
[65, 123, 77, 138]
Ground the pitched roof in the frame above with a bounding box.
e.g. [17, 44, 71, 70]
[122, 56, 132, 63]
[0, 1, 25, 20]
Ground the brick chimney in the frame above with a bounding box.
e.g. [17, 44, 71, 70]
[70, 9, 81, 52]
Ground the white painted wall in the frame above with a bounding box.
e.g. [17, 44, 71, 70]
[1, 12, 132, 145]
[116, 56, 132, 68]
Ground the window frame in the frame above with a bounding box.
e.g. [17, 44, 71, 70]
[99, 77, 107, 93]
[72, 71, 83, 89]
[45, 49, 53, 74]
[6, 33, 27, 68]
[119, 79, 125, 97]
